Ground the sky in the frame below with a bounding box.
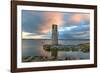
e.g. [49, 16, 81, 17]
[22, 10, 90, 39]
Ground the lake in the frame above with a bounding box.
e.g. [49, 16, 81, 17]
[22, 39, 90, 62]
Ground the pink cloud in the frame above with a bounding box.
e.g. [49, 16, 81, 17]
[37, 12, 89, 34]
[39, 12, 63, 34]
[68, 13, 90, 24]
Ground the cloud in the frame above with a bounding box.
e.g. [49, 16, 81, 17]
[63, 13, 90, 26]
[59, 26, 78, 32]
[39, 12, 63, 34]
[22, 10, 90, 39]
[72, 31, 89, 35]
[22, 31, 51, 39]
[59, 22, 90, 39]
[22, 10, 64, 34]
[69, 13, 89, 23]
[22, 32, 32, 36]
[59, 31, 89, 39]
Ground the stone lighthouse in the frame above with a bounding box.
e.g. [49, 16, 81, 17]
[51, 24, 58, 59]
[52, 24, 58, 45]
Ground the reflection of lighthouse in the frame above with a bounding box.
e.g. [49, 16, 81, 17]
[52, 24, 58, 45]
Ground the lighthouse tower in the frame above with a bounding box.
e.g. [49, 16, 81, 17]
[51, 24, 58, 59]
[52, 24, 58, 45]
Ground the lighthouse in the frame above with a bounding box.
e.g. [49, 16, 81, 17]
[52, 24, 58, 45]
[51, 24, 58, 59]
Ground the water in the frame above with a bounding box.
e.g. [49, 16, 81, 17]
[22, 39, 90, 60]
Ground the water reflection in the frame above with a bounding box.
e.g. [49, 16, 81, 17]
[22, 39, 90, 62]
